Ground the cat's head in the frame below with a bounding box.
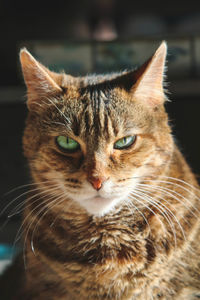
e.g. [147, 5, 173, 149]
[20, 42, 173, 216]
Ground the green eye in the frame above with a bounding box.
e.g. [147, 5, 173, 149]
[56, 136, 80, 152]
[114, 136, 136, 150]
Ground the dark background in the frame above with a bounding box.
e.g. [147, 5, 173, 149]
[0, 0, 200, 243]
[1, 0, 200, 86]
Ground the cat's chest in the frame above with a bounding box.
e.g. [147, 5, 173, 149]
[27, 215, 191, 300]
[39, 218, 151, 280]
[53, 216, 150, 264]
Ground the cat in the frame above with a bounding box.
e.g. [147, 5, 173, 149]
[0, 41, 200, 300]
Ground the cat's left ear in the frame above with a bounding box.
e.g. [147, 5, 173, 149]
[20, 48, 63, 109]
[132, 41, 167, 107]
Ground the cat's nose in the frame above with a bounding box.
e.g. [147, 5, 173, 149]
[87, 176, 106, 191]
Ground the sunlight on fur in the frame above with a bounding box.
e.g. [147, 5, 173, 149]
[0, 42, 200, 300]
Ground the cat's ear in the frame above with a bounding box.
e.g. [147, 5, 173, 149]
[131, 41, 167, 107]
[20, 48, 62, 110]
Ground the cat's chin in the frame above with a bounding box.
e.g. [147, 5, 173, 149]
[79, 195, 124, 217]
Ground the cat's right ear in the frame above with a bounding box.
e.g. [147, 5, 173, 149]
[20, 48, 62, 111]
[130, 42, 167, 108]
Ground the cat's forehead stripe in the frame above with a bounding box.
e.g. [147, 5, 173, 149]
[64, 89, 118, 142]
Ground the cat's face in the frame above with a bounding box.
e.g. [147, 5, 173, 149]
[20, 42, 173, 216]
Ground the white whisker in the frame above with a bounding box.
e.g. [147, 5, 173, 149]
[134, 188, 186, 242]
[45, 97, 71, 128]
[124, 198, 151, 233]
[130, 190, 178, 247]
[8, 184, 61, 218]
[159, 176, 200, 195]
[141, 177, 200, 202]
[13, 187, 61, 246]
[137, 183, 199, 218]
[1, 179, 58, 217]
[30, 195, 70, 256]
[23, 194, 67, 268]
[128, 194, 167, 236]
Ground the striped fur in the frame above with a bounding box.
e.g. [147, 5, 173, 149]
[1, 42, 200, 300]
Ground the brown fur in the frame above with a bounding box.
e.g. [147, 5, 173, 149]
[1, 42, 200, 299]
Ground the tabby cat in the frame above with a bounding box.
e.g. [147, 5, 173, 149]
[1, 42, 200, 299]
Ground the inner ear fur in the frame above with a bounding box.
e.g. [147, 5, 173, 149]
[131, 41, 167, 107]
[20, 48, 63, 110]
[110, 42, 167, 107]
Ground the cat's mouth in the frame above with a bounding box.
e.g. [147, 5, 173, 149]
[92, 192, 122, 201]
[66, 182, 127, 216]
[79, 194, 124, 216]
[85, 195, 113, 203]
[92, 195, 113, 202]
[94, 195, 108, 200]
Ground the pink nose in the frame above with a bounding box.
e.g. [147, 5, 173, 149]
[88, 177, 105, 190]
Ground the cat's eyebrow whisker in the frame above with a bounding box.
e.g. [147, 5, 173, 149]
[44, 97, 71, 128]
[130, 191, 178, 247]
[31, 101, 45, 110]
[50, 121, 67, 127]
[137, 183, 199, 218]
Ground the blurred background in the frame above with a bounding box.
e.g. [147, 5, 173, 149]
[0, 0, 200, 270]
